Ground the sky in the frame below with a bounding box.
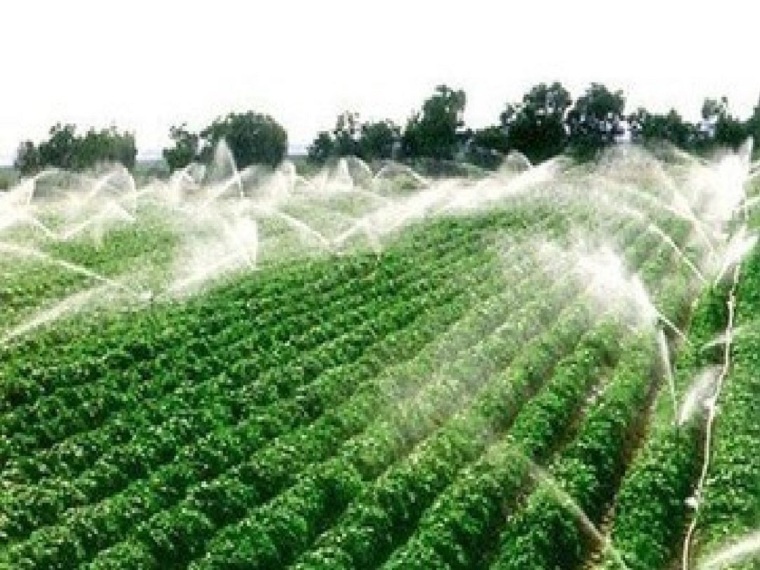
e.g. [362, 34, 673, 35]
[0, 0, 757, 165]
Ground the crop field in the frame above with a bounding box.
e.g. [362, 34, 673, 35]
[0, 143, 758, 569]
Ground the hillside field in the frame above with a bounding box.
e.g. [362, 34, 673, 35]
[0, 145, 758, 569]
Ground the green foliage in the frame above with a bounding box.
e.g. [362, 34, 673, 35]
[465, 125, 509, 168]
[501, 81, 573, 163]
[163, 123, 200, 171]
[493, 339, 657, 570]
[37, 123, 79, 169]
[628, 96, 751, 154]
[13, 83, 758, 179]
[358, 119, 400, 161]
[567, 83, 626, 157]
[307, 131, 335, 163]
[307, 112, 400, 164]
[14, 141, 41, 175]
[690, 244, 760, 564]
[696, 96, 750, 151]
[747, 98, 760, 158]
[77, 127, 137, 170]
[162, 111, 288, 172]
[0, 166, 17, 190]
[1, 147, 759, 570]
[14, 123, 137, 175]
[600, 284, 730, 570]
[199, 111, 288, 168]
[331, 111, 361, 157]
[714, 113, 748, 149]
[631, 107, 697, 149]
[403, 85, 467, 160]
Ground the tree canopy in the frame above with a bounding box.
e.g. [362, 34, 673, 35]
[163, 112, 288, 172]
[307, 112, 400, 164]
[14, 124, 137, 175]
[12, 83, 760, 179]
[402, 85, 467, 161]
[304, 82, 758, 170]
[566, 83, 626, 156]
[163, 124, 200, 172]
[501, 82, 572, 163]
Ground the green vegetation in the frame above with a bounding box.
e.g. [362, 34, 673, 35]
[0, 110, 757, 570]
[306, 83, 760, 168]
[6, 82, 760, 180]
[689, 244, 760, 565]
[163, 112, 288, 171]
[14, 124, 137, 175]
[3, 182, 747, 569]
[0, 167, 17, 190]
[597, 284, 728, 570]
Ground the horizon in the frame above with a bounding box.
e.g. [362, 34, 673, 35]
[1, 0, 758, 166]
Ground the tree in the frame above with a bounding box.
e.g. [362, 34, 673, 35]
[403, 85, 467, 160]
[697, 96, 747, 150]
[501, 81, 572, 163]
[358, 119, 400, 160]
[75, 127, 137, 170]
[305, 111, 359, 163]
[701, 97, 728, 122]
[38, 123, 79, 169]
[199, 112, 288, 168]
[464, 126, 509, 168]
[332, 111, 361, 157]
[566, 83, 626, 157]
[714, 114, 747, 149]
[747, 95, 760, 157]
[469, 126, 509, 154]
[14, 141, 41, 175]
[14, 123, 136, 174]
[307, 131, 335, 163]
[163, 123, 200, 171]
[629, 107, 696, 149]
[307, 114, 400, 163]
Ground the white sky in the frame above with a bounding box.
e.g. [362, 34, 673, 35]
[1, 0, 757, 164]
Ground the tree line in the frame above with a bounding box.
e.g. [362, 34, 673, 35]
[13, 82, 760, 176]
[15, 124, 137, 175]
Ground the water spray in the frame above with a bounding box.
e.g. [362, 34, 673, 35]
[697, 529, 760, 569]
[681, 139, 752, 570]
[526, 462, 631, 570]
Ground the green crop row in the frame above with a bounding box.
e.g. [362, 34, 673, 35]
[192, 301, 594, 569]
[1, 252, 488, 566]
[108, 197, 588, 564]
[1, 268, 466, 542]
[489, 331, 657, 570]
[374, 213, 693, 570]
[1, 251, 381, 409]
[382, 323, 636, 570]
[489, 244, 696, 570]
[89, 241, 563, 567]
[690, 241, 760, 565]
[597, 285, 732, 569]
[0, 220, 176, 331]
[83, 261, 513, 568]
[1, 244, 477, 480]
[189, 202, 684, 564]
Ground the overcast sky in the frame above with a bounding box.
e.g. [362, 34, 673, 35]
[0, 0, 757, 164]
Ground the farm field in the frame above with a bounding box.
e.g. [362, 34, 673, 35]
[0, 144, 758, 569]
